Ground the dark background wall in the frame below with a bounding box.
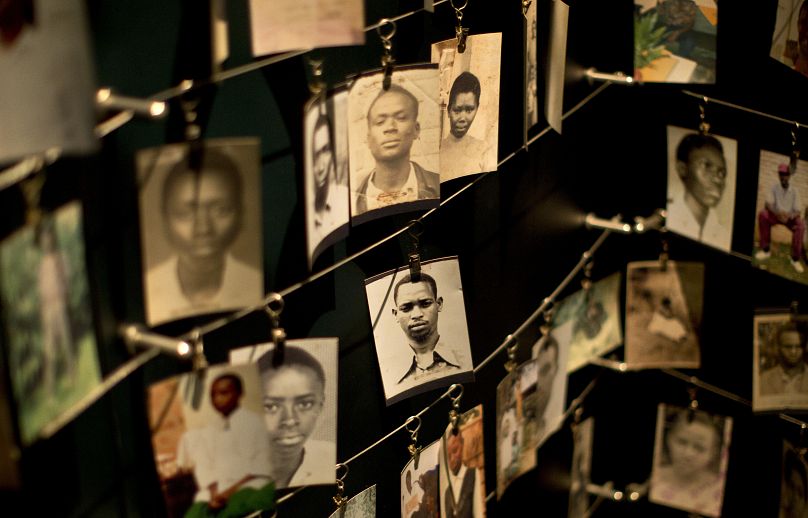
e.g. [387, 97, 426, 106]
[0, 0, 807, 516]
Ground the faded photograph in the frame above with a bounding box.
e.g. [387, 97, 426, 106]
[248, 0, 364, 56]
[230, 338, 338, 488]
[568, 417, 594, 518]
[625, 261, 703, 369]
[666, 126, 738, 252]
[545, 0, 569, 134]
[780, 440, 808, 518]
[348, 65, 441, 224]
[365, 256, 474, 405]
[439, 405, 486, 518]
[329, 484, 376, 518]
[553, 272, 623, 373]
[431, 33, 501, 182]
[634, 0, 718, 83]
[148, 364, 275, 518]
[401, 439, 441, 518]
[525, 0, 538, 129]
[753, 313, 808, 412]
[649, 404, 732, 517]
[0, 202, 101, 445]
[137, 138, 264, 326]
[530, 320, 572, 447]
[770, 0, 808, 79]
[304, 92, 350, 269]
[752, 151, 808, 284]
[0, 0, 97, 164]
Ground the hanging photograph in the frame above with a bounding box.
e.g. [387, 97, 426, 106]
[229, 338, 338, 489]
[780, 440, 808, 518]
[625, 260, 703, 369]
[439, 405, 486, 518]
[753, 312, 808, 412]
[304, 90, 350, 269]
[248, 0, 365, 56]
[666, 126, 738, 252]
[545, 0, 569, 134]
[553, 272, 623, 373]
[633, 0, 718, 83]
[137, 138, 264, 326]
[348, 65, 441, 225]
[430, 32, 501, 182]
[649, 404, 732, 517]
[401, 439, 441, 518]
[529, 319, 572, 447]
[0, 201, 101, 445]
[751, 151, 808, 285]
[0, 0, 97, 164]
[364, 256, 474, 405]
[568, 417, 594, 518]
[770, 0, 808, 79]
[329, 484, 376, 518]
[525, 0, 539, 129]
[147, 363, 275, 518]
[496, 359, 535, 498]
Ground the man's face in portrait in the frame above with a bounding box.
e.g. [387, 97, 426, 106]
[447, 433, 464, 475]
[779, 330, 805, 369]
[448, 92, 479, 139]
[210, 376, 241, 417]
[312, 123, 334, 193]
[163, 168, 241, 262]
[392, 281, 443, 344]
[262, 365, 324, 455]
[677, 144, 727, 209]
[535, 341, 559, 417]
[367, 90, 420, 163]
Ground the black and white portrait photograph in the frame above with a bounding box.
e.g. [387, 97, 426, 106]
[0, 202, 101, 445]
[649, 404, 732, 517]
[304, 91, 350, 269]
[348, 65, 441, 225]
[401, 439, 441, 518]
[666, 126, 737, 252]
[148, 363, 275, 518]
[553, 272, 623, 373]
[625, 260, 703, 369]
[753, 313, 808, 412]
[248, 0, 364, 56]
[525, 0, 538, 129]
[229, 337, 338, 489]
[568, 417, 594, 518]
[329, 484, 376, 518]
[0, 0, 97, 164]
[751, 150, 808, 285]
[770, 0, 808, 79]
[364, 256, 474, 405]
[529, 319, 572, 448]
[780, 440, 808, 518]
[439, 405, 486, 518]
[137, 138, 264, 326]
[431, 32, 501, 182]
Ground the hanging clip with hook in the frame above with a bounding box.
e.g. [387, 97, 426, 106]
[448, 384, 464, 435]
[451, 0, 469, 53]
[377, 19, 397, 90]
[698, 96, 710, 135]
[307, 57, 326, 97]
[405, 415, 422, 468]
[265, 293, 286, 367]
[504, 334, 519, 373]
[687, 385, 699, 423]
[407, 220, 424, 282]
[332, 463, 349, 509]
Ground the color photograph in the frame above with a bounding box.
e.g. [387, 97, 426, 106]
[402, 439, 441, 518]
[770, 0, 808, 79]
[439, 405, 486, 518]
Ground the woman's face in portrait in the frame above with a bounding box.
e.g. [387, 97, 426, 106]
[262, 365, 324, 455]
[666, 418, 718, 479]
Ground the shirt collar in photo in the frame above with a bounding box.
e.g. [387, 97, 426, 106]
[398, 341, 461, 384]
[365, 162, 417, 205]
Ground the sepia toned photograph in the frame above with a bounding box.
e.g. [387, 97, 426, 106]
[780, 440, 808, 518]
[751, 151, 808, 284]
[525, 0, 539, 129]
[248, 0, 365, 56]
[666, 125, 738, 252]
[365, 256, 474, 405]
[137, 138, 264, 326]
[568, 417, 594, 518]
[770, 0, 808, 79]
[553, 272, 623, 373]
[529, 319, 572, 448]
[625, 260, 703, 369]
[633, 0, 718, 84]
[304, 91, 350, 269]
[148, 363, 275, 518]
[401, 439, 441, 518]
[439, 405, 486, 518]
[545, 0, 569, 134]
[496, 359, 536, 498]
[753, 313, 808, 412]
[0, 0, 97, 165]
[329, 484, 376, 518]
[649, 404, 732, 517]
[348, 65, 441, 225]
[0, 202, 101, 445]
[431, 33, 501, 182]
[229, 338, 338, 489]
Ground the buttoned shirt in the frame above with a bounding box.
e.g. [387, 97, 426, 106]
[364, 163, 419, 211]
[398, 341, 462, 384]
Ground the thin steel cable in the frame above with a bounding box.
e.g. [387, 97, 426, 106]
[682, 89, 807, 129]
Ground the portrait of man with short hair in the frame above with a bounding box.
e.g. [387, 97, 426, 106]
[754, 313, 808, 412]
[666, 126, 737, 252]
[137, 139, 264, 326]
[348, 66, 440, 224]
[365, 256, 474, 405]
[438, 405, 486, 518]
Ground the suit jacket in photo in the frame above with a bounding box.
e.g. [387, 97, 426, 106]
[354, 161, 439, 215]
[444, 466, 476, 518]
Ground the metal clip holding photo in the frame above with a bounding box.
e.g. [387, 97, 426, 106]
[451, 0, 469, 53]
[407, 220, 424, 282]
[264, 292, 286, 367]
[377, 19, 397, 90]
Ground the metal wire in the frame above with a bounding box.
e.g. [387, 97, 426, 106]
[681, 89, 807, 129]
